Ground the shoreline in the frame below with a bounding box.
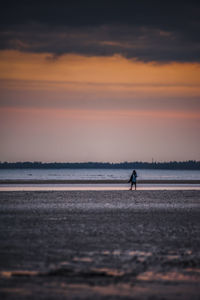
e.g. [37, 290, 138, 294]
[1, 179, 200, 184]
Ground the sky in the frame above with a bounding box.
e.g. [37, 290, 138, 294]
[0, 0, 200, 162]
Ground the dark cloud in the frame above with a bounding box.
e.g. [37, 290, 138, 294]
[0, 0, 200, 62]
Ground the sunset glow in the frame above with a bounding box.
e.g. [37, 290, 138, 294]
[0, 1, 200, 162]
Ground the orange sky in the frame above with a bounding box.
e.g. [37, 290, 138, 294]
[0, 51, 200, 162]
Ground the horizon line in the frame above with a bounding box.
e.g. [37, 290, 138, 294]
[0, 160, 199, 164]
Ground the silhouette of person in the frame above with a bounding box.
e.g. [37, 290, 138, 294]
[128, 170, 138, 190]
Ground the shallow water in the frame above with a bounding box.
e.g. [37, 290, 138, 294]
[1, 168, 200, 181]
[0, 183, 200, 191]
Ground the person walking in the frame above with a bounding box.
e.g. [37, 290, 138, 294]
[128, 170, 138, 190]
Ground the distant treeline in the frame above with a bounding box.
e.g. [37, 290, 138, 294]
[0, 161, 200, 170]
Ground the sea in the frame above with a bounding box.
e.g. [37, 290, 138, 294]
[0, 169, 200, 191]
[0, 168, 200, 181]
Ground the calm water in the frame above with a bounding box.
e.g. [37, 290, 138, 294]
[0, 169, 200, 181]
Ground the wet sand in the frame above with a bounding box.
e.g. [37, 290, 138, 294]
[1, 179, 200, 184]
[0, 190, 200, 299]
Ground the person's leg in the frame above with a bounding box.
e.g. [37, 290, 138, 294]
[130, 183, 133, 190]
[135, 182, 136, 190]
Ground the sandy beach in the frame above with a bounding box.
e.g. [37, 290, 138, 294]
[0, 190, 200, 299]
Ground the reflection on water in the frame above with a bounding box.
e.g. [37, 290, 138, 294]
[1, 263, 200, 300]
[0, 270, 38, 278]
[128, 251, 152, 257]
[73, 257, 93, 263]
[1, 268, 199, 282]
[167, 255, 179, 260]
[1, 281, 199, 299]
[81, 283, 133, 297]
[137, 270, 200, 282]
[0, 183, 200, 191]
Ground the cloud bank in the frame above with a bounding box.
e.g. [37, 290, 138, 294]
[0, 0, 200, 62]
